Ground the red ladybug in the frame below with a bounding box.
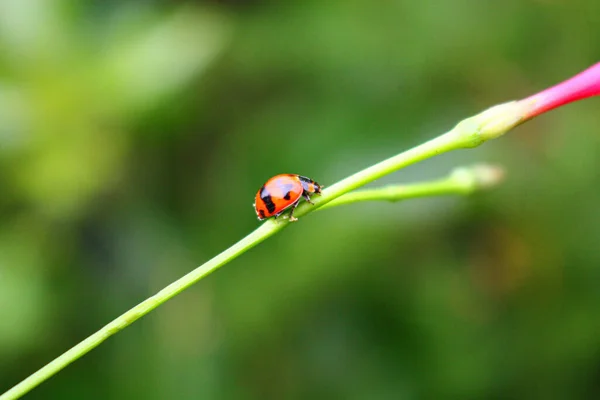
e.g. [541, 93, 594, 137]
[254, 174, 323, 222]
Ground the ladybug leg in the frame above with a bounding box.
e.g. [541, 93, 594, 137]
[274, 210, 285, 219]
[302, 191, 314, 205]
[288, 199, 300, 222]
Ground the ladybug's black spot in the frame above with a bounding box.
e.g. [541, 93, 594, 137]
[262, 195, 276, 214]
[258, 209, 266, 219]
[283, 191, 292, 200]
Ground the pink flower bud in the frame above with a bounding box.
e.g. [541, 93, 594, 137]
[521, 62, 600, 119]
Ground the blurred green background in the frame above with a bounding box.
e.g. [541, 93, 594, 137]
[1, 0, 599, 399]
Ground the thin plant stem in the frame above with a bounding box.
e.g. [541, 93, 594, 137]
[0, 220, 285, 400]
[4, 60, 600, 400]
[0, 104, 531, 400]
[320, 164, 504, 210]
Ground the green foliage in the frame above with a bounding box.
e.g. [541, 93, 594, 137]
[1, 0, 600, 399]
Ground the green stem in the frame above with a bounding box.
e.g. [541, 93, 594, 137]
[0, 106, 513, 400]
[320, 164, 504, 210]
[299, 129, 467, 215]
[0, 219, 286, 400]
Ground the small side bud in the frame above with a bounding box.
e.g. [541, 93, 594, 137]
[469, 164, 506, 189]
[450, 164, 506, 194]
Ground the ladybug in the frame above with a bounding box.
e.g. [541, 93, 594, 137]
[254, 174, 323, 222]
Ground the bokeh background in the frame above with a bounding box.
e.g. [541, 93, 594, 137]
[1, 0, 599, 399]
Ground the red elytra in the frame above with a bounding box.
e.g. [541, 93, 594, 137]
[253, 174, 322, 222]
